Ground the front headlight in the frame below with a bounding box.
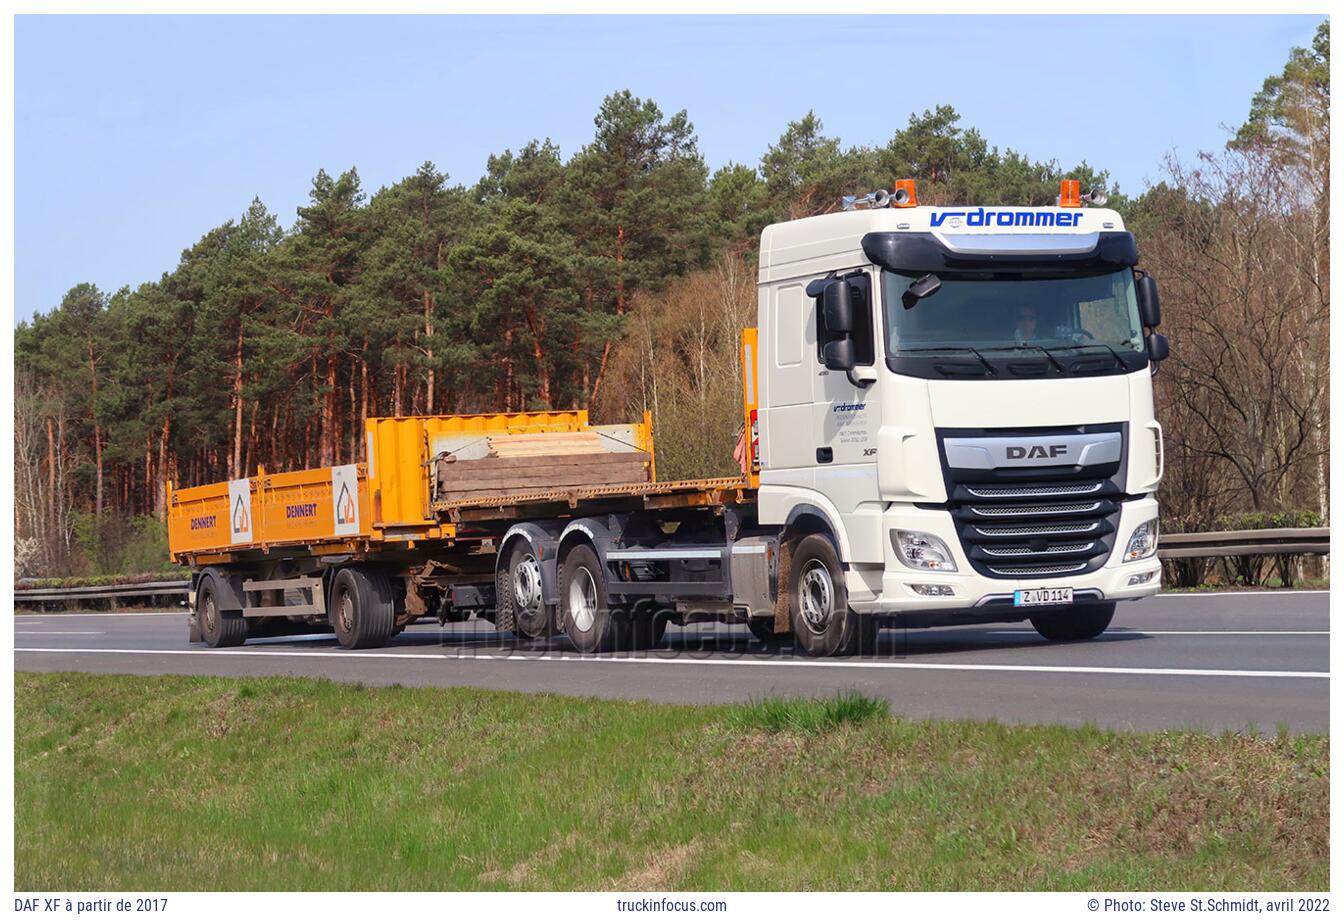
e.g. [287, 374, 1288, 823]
[893, 530, 958, 572]
[1123, 518, 1159, 562]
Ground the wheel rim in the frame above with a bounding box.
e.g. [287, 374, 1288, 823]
[338, 588, 355, 633]
[512, 554, 542, 612]
[568, 566, 598, 633]
[799, 561, 834, 635]
[202, 594, 217, 632]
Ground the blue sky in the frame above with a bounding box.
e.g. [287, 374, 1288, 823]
[15, 13, 1323, 322]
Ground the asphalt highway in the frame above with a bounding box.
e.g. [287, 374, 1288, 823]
[13, 591, 1329, 733]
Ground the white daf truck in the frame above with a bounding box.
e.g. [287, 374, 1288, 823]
[176, 179, 1167, 658]
[744, 180, 1167, 654]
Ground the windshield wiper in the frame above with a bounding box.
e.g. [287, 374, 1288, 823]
[981, 344, 1067, 374]
[1046, 342, 1129, 369]
[898, 346, 996, 375]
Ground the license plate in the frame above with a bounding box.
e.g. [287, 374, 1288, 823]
[1014, 587, 1074, 607]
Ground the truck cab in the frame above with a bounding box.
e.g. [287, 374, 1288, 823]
[752, 181, 1166, 649]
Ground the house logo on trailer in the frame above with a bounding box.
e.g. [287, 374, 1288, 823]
[228, 478, 253, 545]
[336, 484, 356, 526]
[330, 464, 360, 537]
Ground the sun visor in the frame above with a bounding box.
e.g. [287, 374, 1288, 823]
[861, 231, 1138, 273]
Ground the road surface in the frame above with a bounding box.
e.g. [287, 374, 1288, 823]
[13, 591, 1329, 733]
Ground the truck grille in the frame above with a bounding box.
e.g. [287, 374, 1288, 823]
[964, 482, 1103, 499]
[987, 560, 1090, 577]
[951, 478, 1119, 580]
[971, 521, 1102, 538]
[938, 423, 1128, 581]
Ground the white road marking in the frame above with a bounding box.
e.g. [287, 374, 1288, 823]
[13, 646, 1328, 680]
[15, 631, 104, 635]
[986, 629, 1329, 637]
[245, 634, 338, 645]
[1158, 589, 1329, 597]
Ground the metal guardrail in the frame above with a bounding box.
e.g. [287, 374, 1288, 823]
[1158, 527, 1330, 560]
[9, 528, 1330, 606]
[13, 579, 189, 604]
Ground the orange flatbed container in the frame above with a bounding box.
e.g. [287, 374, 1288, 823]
[167, 409, 751, 565]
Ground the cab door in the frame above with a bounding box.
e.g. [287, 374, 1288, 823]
[759, 281, 817, 479]
[811, 269, 884, 563]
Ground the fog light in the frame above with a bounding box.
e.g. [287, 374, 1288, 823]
[911, 584, 955, 597]
[1127, 571, 1155, 586]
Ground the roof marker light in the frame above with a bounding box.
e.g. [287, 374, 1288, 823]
[892, 179, 918, 208]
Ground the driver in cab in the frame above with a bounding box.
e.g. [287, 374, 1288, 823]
[1012, 306, 1039, 343]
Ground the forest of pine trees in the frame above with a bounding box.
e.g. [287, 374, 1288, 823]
[15, 22, 1329, 580]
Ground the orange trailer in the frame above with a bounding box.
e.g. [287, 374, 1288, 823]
[169, 337, 761, 653]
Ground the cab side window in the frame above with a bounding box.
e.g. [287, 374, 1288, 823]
[815, 272, 874, 365]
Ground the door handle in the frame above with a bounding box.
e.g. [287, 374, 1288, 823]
[816, 447, 833, 464]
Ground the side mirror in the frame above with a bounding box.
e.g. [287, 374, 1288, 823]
[1137, 275, 1161, 328]
[1146, 332, 1169, 363]
[823, 337, 856, 373]
[822, 280, 853, 334]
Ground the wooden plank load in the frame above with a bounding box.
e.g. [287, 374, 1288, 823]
[435, 454, 653, 501]
[434, 430, 653, 502]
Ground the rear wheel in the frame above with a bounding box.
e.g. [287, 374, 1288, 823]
[330, 566, 395, 649]
[198, 575, 246, 648]
[559, 543, 625, 653]
[496, 544, 553, 640]
[1030, 601, 1116, 642]
[787, 534, 876, 657]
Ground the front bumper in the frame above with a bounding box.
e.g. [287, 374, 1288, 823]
[847, 496, 1162, 614]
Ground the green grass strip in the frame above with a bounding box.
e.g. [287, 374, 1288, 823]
[14, 672, 1328, 891]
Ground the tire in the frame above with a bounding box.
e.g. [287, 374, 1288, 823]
[496, 543, 554, 640]
[198, 574, 246, 648]
[1030, 601, 1116, 642]
[787, 534, 876, 657]
[330, 566, 395, 650]
[559, 543, 625, 653]
[747, 617, 789, 645]
[626, 599, 671, 651]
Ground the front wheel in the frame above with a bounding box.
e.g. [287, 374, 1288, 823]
[1030, 601, 1116, 642]
[787, 534, 876, 657]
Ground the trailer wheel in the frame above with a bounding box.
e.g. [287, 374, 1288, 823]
[1030, 602, 1116, 642]
[497, 544, 554, 640]
[787, 534, 876, 657]
[198, 575, 246, 648]
[559, 543, 625, 653]
[330, 567, 395, 650]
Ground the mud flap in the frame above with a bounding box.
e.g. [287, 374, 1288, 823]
[772, 538, 793, 634]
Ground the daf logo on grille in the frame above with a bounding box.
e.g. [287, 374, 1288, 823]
[942, 431, 1123, 470]
[1006, 444, 1068, 460]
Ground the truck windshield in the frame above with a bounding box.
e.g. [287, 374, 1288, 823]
[883, 269, 1145, 359]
